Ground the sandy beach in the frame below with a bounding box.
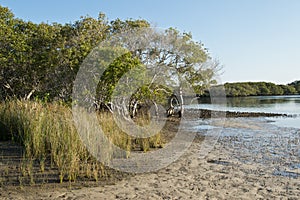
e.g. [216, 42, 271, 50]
[1, 117, 300, 200]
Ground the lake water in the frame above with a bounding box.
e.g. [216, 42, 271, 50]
[186, 95, 300, 129]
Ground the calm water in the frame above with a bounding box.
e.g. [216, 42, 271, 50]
[186, 95, 300, 129]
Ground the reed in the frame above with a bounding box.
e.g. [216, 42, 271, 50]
[0, 100, 163, 184]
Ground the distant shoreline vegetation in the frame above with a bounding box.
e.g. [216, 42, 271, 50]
[200, 81, 300, 97]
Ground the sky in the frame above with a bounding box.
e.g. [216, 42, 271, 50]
[1, 0, 299, 84]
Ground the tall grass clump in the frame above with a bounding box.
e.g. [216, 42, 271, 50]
[0, 100, 164, 184]
[97, 113, 163, 154]
[0, 100, 92, 182]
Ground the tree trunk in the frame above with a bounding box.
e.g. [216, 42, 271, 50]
[179, 87, 184, 117]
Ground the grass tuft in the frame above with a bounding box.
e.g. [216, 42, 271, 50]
[0, 100, 163, 184]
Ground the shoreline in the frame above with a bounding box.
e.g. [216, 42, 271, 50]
[1, 109, 299, 199]
[3, 120, 299, 199]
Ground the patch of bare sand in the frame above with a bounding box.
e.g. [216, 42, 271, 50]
[2, 137, 299, 200]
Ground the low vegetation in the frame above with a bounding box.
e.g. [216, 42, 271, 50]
[0, 100, 163, 184]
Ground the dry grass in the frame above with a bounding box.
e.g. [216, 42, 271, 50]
[0, 100, 163, 185]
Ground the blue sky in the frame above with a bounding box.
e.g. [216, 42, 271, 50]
[1, 0, 299, 84]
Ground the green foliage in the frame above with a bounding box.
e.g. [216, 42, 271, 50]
[0, 6, 109, 101]
[222, 82, 298, 97]
[0, 5, 219, 110]
[288, 80, 300, 94]
[97, 52, 143, 104]
[110, 18, 150, 33]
